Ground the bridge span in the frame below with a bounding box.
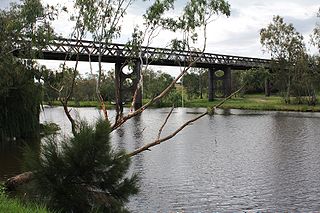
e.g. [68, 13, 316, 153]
[15, 38, 272, 109]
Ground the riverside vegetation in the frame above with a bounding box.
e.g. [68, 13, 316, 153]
[43, 94, 320, 112]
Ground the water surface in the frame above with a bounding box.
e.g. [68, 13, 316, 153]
[1, 107, 320, 212]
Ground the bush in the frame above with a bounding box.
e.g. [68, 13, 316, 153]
[24, 119, 138, 213]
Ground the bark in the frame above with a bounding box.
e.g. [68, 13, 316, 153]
[4, 172, 33, 191]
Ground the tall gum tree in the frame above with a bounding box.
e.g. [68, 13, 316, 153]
[66, 0, 232, 144]
[260, 15, 305, 104]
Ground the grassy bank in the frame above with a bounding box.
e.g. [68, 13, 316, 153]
[185, 94, 320, 112]
[0, 186, 51, 213]
[43, 94, 320, 112]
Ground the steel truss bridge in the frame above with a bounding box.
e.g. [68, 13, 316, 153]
[15, 38, 273, 109]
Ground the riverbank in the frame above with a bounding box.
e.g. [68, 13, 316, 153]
[186, 94, 320, 112]
[43, 94, 320, 112]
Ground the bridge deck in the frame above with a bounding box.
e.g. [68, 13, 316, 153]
[20, 38, 272, 70]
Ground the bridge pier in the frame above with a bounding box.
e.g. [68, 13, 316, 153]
[208, 68, 215, 101]
[114, 61, 142, 114]
[208, 66, 232, 101]
[223, 67, 232, 97]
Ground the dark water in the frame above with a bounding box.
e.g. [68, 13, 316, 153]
[1, 107, 320, 212]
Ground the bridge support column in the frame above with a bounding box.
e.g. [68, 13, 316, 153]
[223, 67, 232, 97]
[115, 60, 142, 115]
[265, 78, 271, 97]
[208, 67, 232, 101]
[208, 68, 215, 101]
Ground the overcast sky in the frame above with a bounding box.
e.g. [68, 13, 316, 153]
[1, 0, 319, 77]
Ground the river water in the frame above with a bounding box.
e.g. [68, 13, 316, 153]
[1, 107, 320, 212]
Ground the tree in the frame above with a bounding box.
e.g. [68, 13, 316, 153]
[260, 15, 305, 103]
[312, 8, 320, 52]
[239, 68, 270, 94]
[182, 68, 208, 99]
[73, 74, 97, 102]
[24, 119, 138, 212]
[143, 69, 174, 97]
[0, 0, 56, 141]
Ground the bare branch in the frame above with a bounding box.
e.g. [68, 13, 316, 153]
[127, 85, 245, 157]
[157, 105, 175, 140]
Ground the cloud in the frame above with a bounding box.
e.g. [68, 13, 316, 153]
[1, 0, 319, 77]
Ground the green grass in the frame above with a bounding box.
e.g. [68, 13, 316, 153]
[185, 94, 320, 112]
[44, 100, 101, 108]
[43, 94, 320, 112]
[0, 186, 51, 213]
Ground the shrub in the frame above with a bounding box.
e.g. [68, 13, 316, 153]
[24, 119, 138, 212]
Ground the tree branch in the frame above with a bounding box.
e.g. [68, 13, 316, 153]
[127, 85, 245, 157]
[157, 105, 175, 140]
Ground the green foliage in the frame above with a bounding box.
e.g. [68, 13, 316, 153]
[312, 8, 320, 52]
[260, 16, 305, 61]
[39, 122, 60, 137]
[260, 15, 307, 104]
[42, 65, 79, 101]
[100, 71, 116, 101]
[24, 119, 138, 213]
[0, 56, 42, 141]
[182, 68, 208, 99]
[184, 94, 320, 112]
[240, 68, 270, 93]
[0, 0, 57, 141]
[143, 69, 174, 99]
[161, 89, 183, 107]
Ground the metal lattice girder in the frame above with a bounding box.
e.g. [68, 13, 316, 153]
[28, 38, 272, 70]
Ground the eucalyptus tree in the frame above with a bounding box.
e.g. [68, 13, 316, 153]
[312, 8, 320, 52]
[239, 68, 270, 94]
[182, 68, 208, 99]
[260, 15, 305, 103]
[68, 0, 231, 145]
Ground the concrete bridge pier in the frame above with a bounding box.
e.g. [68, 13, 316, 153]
[115, 60, 142, 114]
[208, 66, 232, 101]
[223, 67, 232, 97]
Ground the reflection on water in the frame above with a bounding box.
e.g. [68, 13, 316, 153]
[1, 107, 320, 212]
[0, 139, 40, 181]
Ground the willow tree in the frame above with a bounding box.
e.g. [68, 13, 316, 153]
[0, 0, 56, 141]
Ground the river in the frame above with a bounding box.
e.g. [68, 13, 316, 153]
[1, 107, 320, 212]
